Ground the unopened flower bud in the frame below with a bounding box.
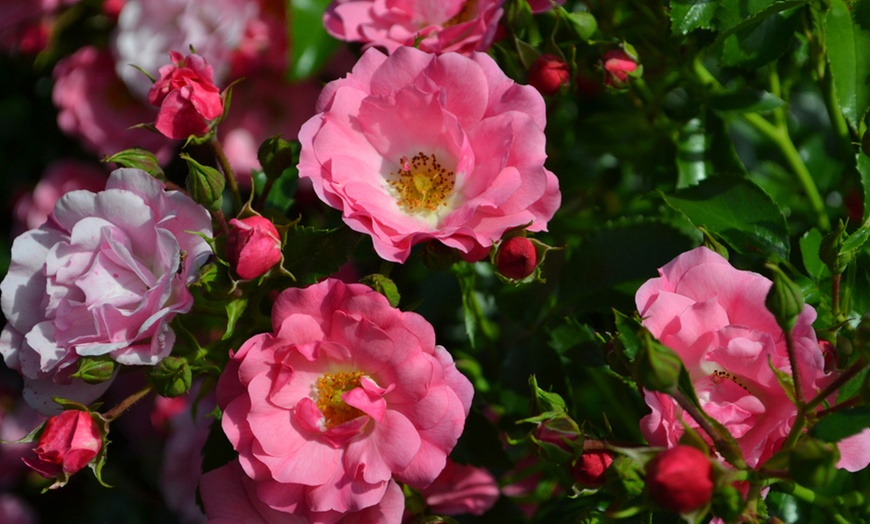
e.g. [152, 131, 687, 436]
[819, 221, 850, 275]
[182, 153, 225, 212]
[227, 216, 282, 279]
[104, 148, 165, 180]
[257, 135, 298, 181]
[602, 48, 639, 89]
[765, 265, 805, 333]
[71, 357, 117, 384]
[23, 410, 103, 488]
[645, 445, 713, 513]
[149, 356, 192, 398]
[496, 236, 538, 280]
[572, 450, 614, 488]
[528, 54, 570, 96]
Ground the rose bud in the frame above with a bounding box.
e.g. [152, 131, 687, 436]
[147, 51, 223, 140]
[528, 54, 570, 96]
[572, 450, 614, 488]
[496, 236, 538, 280]
[227, 216, 282, 279]
[23, 410, 102, 487]
[645, 445, 713, 513]
[602, 49, 639, 89]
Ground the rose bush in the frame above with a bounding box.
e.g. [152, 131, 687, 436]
[217, 278, 473, 518]
[636, 247, 870, 470]
[147, 51, 223, 140]
[323, 0, 504, 55]
[298, 46, 560, 262]
[0, 168, 213, 413]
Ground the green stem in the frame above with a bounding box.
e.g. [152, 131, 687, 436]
[210, 136, 242, 211]
[672, 390, 748, 469]
[804, 358, 867, 413]
[784, 328, 806, 409]
[742, 112, 830, 231]
[102, 386, 152, 421]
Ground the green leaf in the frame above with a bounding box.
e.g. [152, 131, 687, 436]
[221, 297, 248, 341]
[662, 175, 790, 259]
[811, 407, 870, 442]
[714, 0, 809, 35]
[670, 0, 718, 34]
[716, 6, 802, 69]
[857, 153, 870, 222]
[676, 111, 745, 188]
[287, 0, 339, 81]
[709, 89, 786, 113]
[827, 0, 870, 129]
[281, 225, 361, 283]
[800, 229, 827, 281]
[564, 11, 598, 41]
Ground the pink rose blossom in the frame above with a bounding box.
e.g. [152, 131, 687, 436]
[323, 0, 505, 55]
[218, 278, 473, 517]
[636, 247, 870, 471]
[227, 216, 282, 280]
[52, 46, 173, 163]
[298, 47, 561, 263]
[0, 168, 213, 413]
[200, 459, 406, 523]
[147, 51, 223, 140]
[12, 159, 107, 234]
[418, 459, 499, 516]
[22, 409, 102, 483]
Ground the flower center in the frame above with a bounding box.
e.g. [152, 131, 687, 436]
[315, 371, 365, 428]
[443, 0, 477, 27]
[710, 369, 749, 392]
[387, 152, 456, 215]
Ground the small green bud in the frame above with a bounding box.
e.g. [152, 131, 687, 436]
[633, 333, 683, 393]
[765, 265, 805, 333]
[181, 153, 225, 212]
[71, 357, 117, 384]
[360, 274, 400, 307]
[711, 482, 744, 522]
[257, 135, 298, 181]
[788, 438, 840, 489]
[104, 148, 165, 180]
[819, 221, 849, 275]
[605, 455, 645, 498]
[149, 356, 192, 398]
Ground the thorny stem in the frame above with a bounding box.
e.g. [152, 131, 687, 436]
[256, 178, 276, 211]
[672, 390, 748, 470]
[102, 386, 152, 422]
[804, 358, 868, 413]
[210, 136, 242, 211]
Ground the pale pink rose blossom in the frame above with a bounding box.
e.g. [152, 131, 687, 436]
[147, 51, 223, 140]
[51, 46, 174, 163]
[298, 47, 561, 263]
[218, 278, 473, 517]
[12, 159, 107, 234]
[200, 459, 406, 523]
[112, 0, 258, 98]
[323, 0, 504, 55]
[418, 459, 499, 516]
[0, 168, 213, 414]
[636, 246, 870, 471]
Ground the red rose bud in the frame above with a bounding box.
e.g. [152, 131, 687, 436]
[147, 51, 223, 140]
[227, 216, 282, 279]
[528, 54, 570, 96]
[23, 410, 102, 485]
[602, 49, 639, 89]
[645, 446, 713, 513]
[496, 236, 538, 280]
[572, 450, 614, 488]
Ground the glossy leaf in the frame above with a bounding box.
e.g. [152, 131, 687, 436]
[662, 176, 790, 258]
[670, 0, 718, 34]
[826, 0, 870, 129]
[811, 407, 870, 443]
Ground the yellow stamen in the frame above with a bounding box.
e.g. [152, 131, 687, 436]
[315, 371, 365, 428]
[387, 152, 456, 215]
